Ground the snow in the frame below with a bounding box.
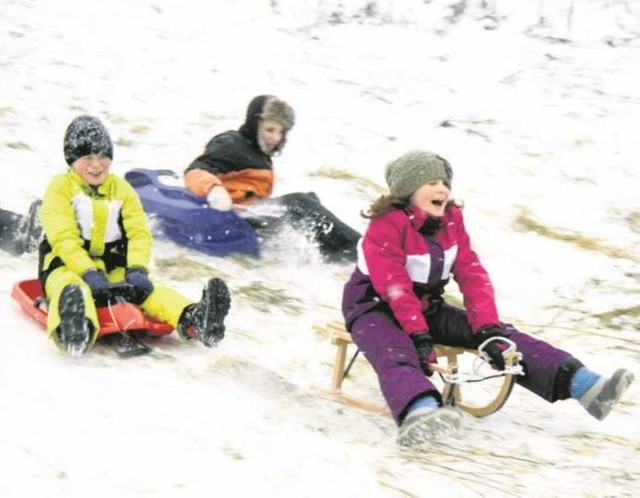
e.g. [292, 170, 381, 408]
[1, 1, 639, 496]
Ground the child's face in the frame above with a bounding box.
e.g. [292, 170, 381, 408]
[411, 179, 450, 217]
[72, 153, 112, 186]
[258, 119, 285, 154]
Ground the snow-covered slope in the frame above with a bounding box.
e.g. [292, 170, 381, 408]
[1, 1, 638, 496]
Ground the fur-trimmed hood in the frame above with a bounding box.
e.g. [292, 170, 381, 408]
[239, 95, 295, 155]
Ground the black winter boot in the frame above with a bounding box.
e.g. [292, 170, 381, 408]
[177, 278, 231, 347]
[57, 284, 91, 356]
[22, 199, 43, 253]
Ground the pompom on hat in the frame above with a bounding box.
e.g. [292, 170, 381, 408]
[384, 150, 453, 198]
[63, 115, 113, 166]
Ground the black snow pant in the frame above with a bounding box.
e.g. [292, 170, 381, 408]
[0, 207, 27, 255]
[243, 192, 360, 262]
[0, 201, 42, 256]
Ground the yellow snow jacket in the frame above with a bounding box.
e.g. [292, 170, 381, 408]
[39, 169, 152, 283]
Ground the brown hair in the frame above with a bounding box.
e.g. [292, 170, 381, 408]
[362, 196, 464, 220]
[361, 194, 410, 219]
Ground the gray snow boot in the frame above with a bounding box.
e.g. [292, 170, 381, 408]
[177, 278, 231, 347]
[397, 406, 463, 448]
[57, 284, 91, 356]
[579, 369, 634, 421]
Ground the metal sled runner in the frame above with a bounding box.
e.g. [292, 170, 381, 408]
[313, 321, 524, 417]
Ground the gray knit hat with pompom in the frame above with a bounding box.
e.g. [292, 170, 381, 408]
[384, 150, 452, 197]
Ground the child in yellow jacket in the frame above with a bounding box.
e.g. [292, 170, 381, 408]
[39, 115, 231, 355]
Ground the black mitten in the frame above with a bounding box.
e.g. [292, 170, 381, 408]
[125, 268, 154, 304]
[411, 332, 438, 377]
[82, 269, 110, 300]
[474, 325, 508, 370]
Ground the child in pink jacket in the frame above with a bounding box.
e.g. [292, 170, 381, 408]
[342, 150, 634, 449]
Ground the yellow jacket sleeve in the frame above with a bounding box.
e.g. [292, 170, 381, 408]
[40, 174, 97, 275]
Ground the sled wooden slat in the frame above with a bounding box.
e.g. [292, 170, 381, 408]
[314, 321, 518, 418]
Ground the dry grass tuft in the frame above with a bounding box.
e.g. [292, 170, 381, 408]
[233, 281, 304, 315]
[513, 207, 639, 263]
[309, 166, 385, 194]
[155, 256, 229, 281]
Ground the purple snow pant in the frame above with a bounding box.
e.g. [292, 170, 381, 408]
[350, 304, 573, 425]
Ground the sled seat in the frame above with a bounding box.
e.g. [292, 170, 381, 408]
[11, 279, 174, 337]
[313, 320, 521, 418]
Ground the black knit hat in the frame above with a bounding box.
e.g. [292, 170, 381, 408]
[63, 115, 113, 166]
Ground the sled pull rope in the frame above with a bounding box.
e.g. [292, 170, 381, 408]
[106, 296, 136, 335]
[472, 336, 524, 378]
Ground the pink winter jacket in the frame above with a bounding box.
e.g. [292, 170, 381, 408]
[342, 204, 499, 335]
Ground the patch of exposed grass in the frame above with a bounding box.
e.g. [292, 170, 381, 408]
[0, 106, 13, 117]
[627, 210, 640, 234]
[106, 114, 129, 124]
[221, 444, 244, 460]
[226, 253, 265, 269]
[5, 141, 32, 150]
[593, 305, 640, 331]
[559, 432, 633, 446]
[154, 256, 229, 281]
[513, 207, 639, 263]
[309, 166, 385, 194]
[234, 280, 303, 315]
[115, 137, 135, 147]
[155, 256, 303, 314]
[130, 124, 150, 134]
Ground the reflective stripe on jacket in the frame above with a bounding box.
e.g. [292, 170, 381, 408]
[39, 169, 152, 279]
[342, 204, 499, 335]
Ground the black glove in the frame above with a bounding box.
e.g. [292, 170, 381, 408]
[474, 325, 507, 370]
[125, 268, 154, 304]
[411, 332, 438, 377]
[82, 269, 110, 299]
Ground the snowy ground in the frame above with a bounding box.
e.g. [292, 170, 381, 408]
[1, 1, 639, 496]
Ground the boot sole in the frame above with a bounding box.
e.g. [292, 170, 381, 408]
[58, 284, 90, 356]
[397, 407, 463, 448]
[585, 369, 634, 421]
[199, 278, 231, 347]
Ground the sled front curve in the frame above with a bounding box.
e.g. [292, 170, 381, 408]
[11, 279, 174, 337]
[313, 321, 520, 418]
[125, 168, 260, 257]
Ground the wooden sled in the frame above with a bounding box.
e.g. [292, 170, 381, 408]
[313, 321, 523, 418]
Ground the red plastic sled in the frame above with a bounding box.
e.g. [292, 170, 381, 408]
[11, 279, 174, 337]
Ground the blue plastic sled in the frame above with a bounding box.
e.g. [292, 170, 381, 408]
[125, 168, 259, 257]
